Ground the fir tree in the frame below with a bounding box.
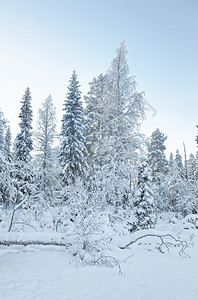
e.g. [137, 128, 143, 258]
[59, 71, 87, 186]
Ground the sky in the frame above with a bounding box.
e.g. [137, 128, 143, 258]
[0, 0, 198, 158]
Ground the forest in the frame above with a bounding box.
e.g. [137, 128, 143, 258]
[0, 42, 198, 261]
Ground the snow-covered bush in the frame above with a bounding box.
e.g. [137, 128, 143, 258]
[182, 214, 198, 230]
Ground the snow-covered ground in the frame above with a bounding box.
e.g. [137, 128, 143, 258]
[0, 222, 198, 300]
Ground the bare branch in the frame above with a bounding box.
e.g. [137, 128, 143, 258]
[120, 233, 190, 258]
[93, 255, 122, 275]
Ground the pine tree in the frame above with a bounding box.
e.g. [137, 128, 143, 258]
[59, 71, 87, 186]
[133, 158, 156, 231]
[34, 95, 58, 201]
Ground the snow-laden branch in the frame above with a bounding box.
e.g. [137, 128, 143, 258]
[0, 239, 67, 247]
[120, 233, 190, 258]
[8, 197, 28, 232]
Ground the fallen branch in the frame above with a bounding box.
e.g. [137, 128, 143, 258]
[93, 255, 122, 275]
[0, 240, 68, 247]
[120, 233, 190, 258]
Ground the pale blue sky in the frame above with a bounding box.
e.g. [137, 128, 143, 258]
[0, 0, 198, 157]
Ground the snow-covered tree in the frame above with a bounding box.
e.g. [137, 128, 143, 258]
[148, 128, 168, 211]
[84, 73, 106, 165]
[0, 110, 7, 205]
[175, 149, 185, 179]
[148, 128, 168, 178]
[0, 110, 6, 152]
[84, 74, 108, 203]
[133, 158, 156, 231]
[169, 152, 174, 168]
[34, 95, 58, 202]
[188, 153, 197, 183]
[59, 71, 87, 187]
[15, 87, 33, 162]
[196, 125, 198, 145]
[162, 152, 197, 215]
[194, 125, 198, 181]
[93, 42, 145, 208]
[163, 160, 183, 212]
[0, 111, 15, 207]
[13, 88, 35, 202]
[4, 125, 12, 162]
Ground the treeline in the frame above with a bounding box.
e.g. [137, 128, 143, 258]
[0, 42, 198, 231]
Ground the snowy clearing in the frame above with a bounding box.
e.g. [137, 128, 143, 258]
[0, 229, 198, 300]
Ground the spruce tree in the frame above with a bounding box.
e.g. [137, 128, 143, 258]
[13, 87, 34, 201]
[0, 111, 14, 207]
[15, 87, 33, 162]
[148, 128, 168, 211]
[0, 110, 7, 205]
[4, 125, 12, 162]
[169, 152, 174, 168]
[188, 153, 197, 183]
[175, 149, 185, 179]
[133, 158, 156, 231]
[59, 71, 87, 186]
[0, 110, 6, 152]
[196, 125, 198, 145]
[148, 128, 168, 178]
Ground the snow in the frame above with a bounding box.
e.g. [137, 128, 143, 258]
[0, 226, 198, 300]
[0, 232, 67, 246]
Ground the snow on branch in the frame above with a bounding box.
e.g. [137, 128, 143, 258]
[93, 255, 122, 275]
[120, 233, 191, 258]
